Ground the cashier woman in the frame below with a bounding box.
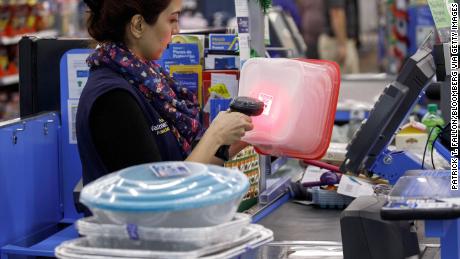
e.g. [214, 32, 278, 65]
[76, 0, 253, 185]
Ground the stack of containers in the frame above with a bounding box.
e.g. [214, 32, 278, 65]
[238, 58, 344, 211]
[55, 162, 273, 258]
[239, 58, 341, 160]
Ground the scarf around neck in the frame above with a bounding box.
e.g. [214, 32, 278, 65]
[86, 42, 202, 156]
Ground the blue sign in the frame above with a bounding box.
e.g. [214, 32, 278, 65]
[408, 5, 436, 55]
[173, 72, 199, 94]
[157, 43, 200, 74]
[209, 34, 239, 51]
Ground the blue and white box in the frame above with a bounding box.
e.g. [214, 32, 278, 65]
[209, 34, 239, 51]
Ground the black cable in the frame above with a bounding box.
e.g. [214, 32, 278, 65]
[422, 127, 437, 169]
[431, 135, 439, 169]
[430, 125, 446, 170]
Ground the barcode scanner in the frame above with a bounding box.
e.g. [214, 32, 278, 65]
[228, 96, 265, 116]
[214, 97, 265, 161]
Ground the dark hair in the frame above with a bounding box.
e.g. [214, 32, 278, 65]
[84, 0, 172, 43]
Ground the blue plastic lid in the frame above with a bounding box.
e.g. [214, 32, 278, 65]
[80, 162, 249, 212]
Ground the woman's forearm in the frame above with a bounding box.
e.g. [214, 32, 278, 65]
[188, 110, 253, 165]
[185, 134, 250, 165]
[186, 130, 225, 165]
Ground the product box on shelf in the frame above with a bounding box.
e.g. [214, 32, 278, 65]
[225, 146, 261, 212]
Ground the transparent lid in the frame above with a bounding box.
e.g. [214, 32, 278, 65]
[80, 162, 249, 212]
[389, 170, 458, 200]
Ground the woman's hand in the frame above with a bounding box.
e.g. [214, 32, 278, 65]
[185, 111, 253, 165]
[206, 111, 254, 146]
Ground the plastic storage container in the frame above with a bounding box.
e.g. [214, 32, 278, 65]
[238, 58, 341, 160]
[80, 162, 249, 228]
[77, 214, 251, 250]
[55, 224, 274, 259]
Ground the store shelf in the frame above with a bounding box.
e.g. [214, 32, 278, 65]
[0, 74, 19, 87]
[0, 30, 59, 45]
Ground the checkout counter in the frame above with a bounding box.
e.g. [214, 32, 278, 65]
[0, 28, 457, 259]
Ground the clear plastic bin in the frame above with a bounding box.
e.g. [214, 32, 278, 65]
[239, 58, 340, 160]
[55, 224, 273, 259]
[77, 214, 251, 250]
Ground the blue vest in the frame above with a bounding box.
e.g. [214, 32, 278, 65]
[76, 66, 185, 185]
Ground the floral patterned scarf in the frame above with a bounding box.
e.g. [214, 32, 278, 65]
[87, 42, 202, 156]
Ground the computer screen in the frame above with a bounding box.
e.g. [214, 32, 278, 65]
[340, 35, 436, 175]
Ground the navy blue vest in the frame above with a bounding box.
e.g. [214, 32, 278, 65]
[76, 66, 185, 185]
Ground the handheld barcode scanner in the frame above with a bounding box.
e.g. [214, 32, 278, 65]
[215, 97, 265, 161]
[229, 96, 265, 116]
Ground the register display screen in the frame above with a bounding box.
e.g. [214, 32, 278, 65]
[340, 36, 436, 175]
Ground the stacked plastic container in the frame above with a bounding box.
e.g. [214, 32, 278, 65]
[55, 162, 273, 258]
[239, 58, 341, 160]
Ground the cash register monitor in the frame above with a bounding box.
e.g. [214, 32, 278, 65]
[340, 35, 437, 175]
[19, 37, 89, 117]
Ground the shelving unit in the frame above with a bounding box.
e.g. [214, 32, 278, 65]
[0, 1, 62, 120]
[0, 30, 59, 46]
[0, 74, 19, 87]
